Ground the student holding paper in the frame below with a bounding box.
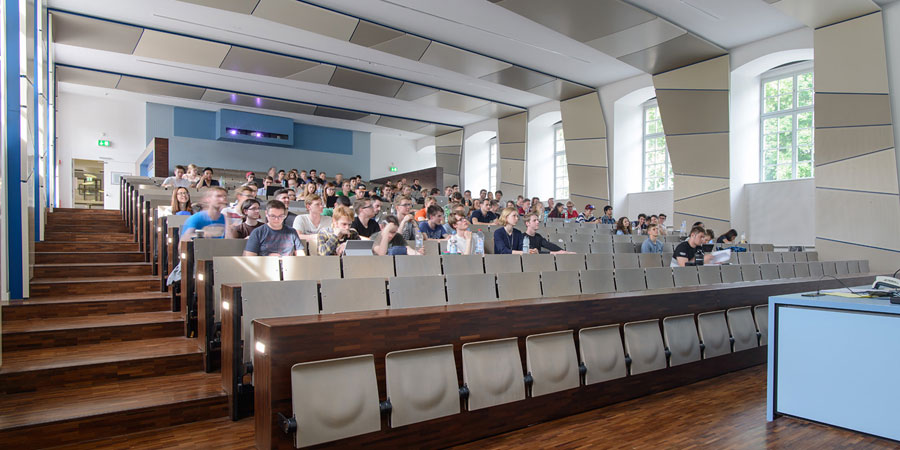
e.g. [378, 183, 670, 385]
[671, 226, 713, 267]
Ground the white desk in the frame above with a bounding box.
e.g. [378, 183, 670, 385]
[767, 290, 900, 441]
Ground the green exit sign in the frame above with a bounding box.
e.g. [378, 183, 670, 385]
[389, 166, 398, 172]
[98, 140, 111, 147]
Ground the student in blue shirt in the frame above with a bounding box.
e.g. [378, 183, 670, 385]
[417, 205, 447, 239]
[181, 186, 227, 239]
[494, 207, 525, 254]
[641, 224, 665, 254]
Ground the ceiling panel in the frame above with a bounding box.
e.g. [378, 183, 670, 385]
[349, 20, 404, 47]
[56, 65, 121, 88]
[116, 76, 207, 100]
[314, 106, 369, 121]
[584, 17, 685, 58]
[527, 79, 595, 100]
[51, 11, 143, 55]
[371, 33, 432, 60]
[219, 92, 318, 115]
[617, 33, 725, 75]
[772, 0, 880, 28]
[466, 102, 525, 118]
[495, 0, 656, 42]
[418, 42, 512, 78]
[356, 114, 381, 124]
[328, 67, 404, 97]
[219, 46, 319, 78]
[251, 0, 358, 41]
[200, 89, 232, 103]
[133, 29, 230, 67]
[285, 64, 336, 84]
[480, 66, 556, 91]
[413, 124, 463, 136]
[177, 0, 261, 15]
[394, 82, 439, 101]
[412, 91, 489, 112]
[376, 116, 431, 132]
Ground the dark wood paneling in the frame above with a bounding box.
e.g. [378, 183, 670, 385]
[35, 242, 140, 252]
[35, 252, 146, 264]
[252, 274, 874, 449]
[29, 276, 159, 297]
[2, 311, 184, 351]
[43, 232, 135, 242]
[154, 138, 169, 178]
[2, 292, 170, 320]
[33, 263, 153, 278]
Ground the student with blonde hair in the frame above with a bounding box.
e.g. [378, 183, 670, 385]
[493, 207, 525, 254]
[316, 205, 360, 256]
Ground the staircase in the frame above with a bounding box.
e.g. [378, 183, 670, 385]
[0, 208, 227, 449]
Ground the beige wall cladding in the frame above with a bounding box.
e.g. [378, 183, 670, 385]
[499, 143, 526, 160]
[436, 154, 461, 175]
[499, 113, 528, 143]
[652, 55, 730, 91]
[815, 12, 889, 94]
[815, 125, 894, 165]
[653, 90, 729, 135]
[436, 146, 462, 156]
[252, 0, 359, 41]
[674, 188, 731, 222]
[816, 150, 899, 194]
[566, 165, 609, 200]
[116, 76, 206, 100]
[560, 92, 606, 139]
[56, 66, 121, 89]
[435, 130, 464, 148]
[570, 194, 606, 208]
[500, 159, 525, 186]
[500, 182, 524, 198]
[132, 30, 231, 68]
[564, 139, 607, 167]
[419, 42, 512, 79]
[815, 189, 900, 252]
[815, 238, 898, 273]
[672, 175, 729, 202]
[444, 174, 460, 187]
[664, 133, 729, 177]
[815, 93, 893, 128]
[773, 0, 880, 29]
[51, 12, 143, 55]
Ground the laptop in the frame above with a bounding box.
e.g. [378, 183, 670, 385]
[344, 239, 375, 256]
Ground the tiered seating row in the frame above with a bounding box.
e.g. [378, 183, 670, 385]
[282, 304, 767, 447]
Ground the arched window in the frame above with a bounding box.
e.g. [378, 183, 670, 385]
[553, 122, 569, 199]
[760, 61, 814, 181]
[488, 137, 498, 192]
[643, 99, 673, 191]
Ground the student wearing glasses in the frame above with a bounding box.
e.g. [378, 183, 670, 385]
[227, 198, 264, 239]
[351, 198, 380, 238]
[393, 195, 418, 241]
[243, 200, 305, 256]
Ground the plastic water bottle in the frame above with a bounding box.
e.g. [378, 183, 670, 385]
[414, 230, 424, 251]
[522, 235, 530, 254]
[680, 220, 687, 234]
[740, 233, 747, 244]
[448, 235, 458, 254]
[474, 229, 485, 255]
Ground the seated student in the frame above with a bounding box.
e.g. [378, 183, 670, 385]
[493, 207, 525, 254]
[705, 229, 716, 245]
[615, 217, 632, 235]
[273, 189, 298, 225]
[169, 187, 193, 216]
[470, 197, 498, 225]
[323, 195, 351, 217]
[243, 171, 264, 189]
[292, 194, 332, 242]
[275, 170, 287, 187]
[693, 221, 705, 229]
[301, 180, 318, 199]
[392, 195, 418, 242]
[223, 185, 257, 228]
[657, 213, 668, 235]
[337, 180, 354, 198]
[443, 204, 467, 235]
[548, 202, 565, 219]
[323, 182, 338, 208]
[317, 205, 360, 256]
[351, 198, 380, 238]
[446, 212, 474, 254]
[600, 205, 616, 224]
[418, 205, 447, 239]
[522, 212, 573, 255]
[181, 186, 228, 239]
[287, 188, 297, 203]
[671, 226, 713, 267]
[228, 198, 264, 239]
[371, 215, 420, 256]
[162, 165, 192, 188]
[641, 224, 665, 254]
[258, 176, 275, 197]
[495, 190, 503, 203]
[415, 196, 437, 222]
[354, 183, 369, 199]
[565, 201, 578, 219]
[635, 213, 648, 234]
[193, 167, 220, 188]
[243, 200, 305, 256]
[576, 204, 597, 223]
[717, 229, 738, 245]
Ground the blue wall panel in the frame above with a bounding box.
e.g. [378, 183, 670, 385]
[173, 107, 216, 140]
[295, 123, 353, 155]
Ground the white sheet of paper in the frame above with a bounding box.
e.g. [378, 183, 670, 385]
[710, 249, 731, 265]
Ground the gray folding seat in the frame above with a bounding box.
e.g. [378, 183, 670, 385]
[579, 270, 616, 294]
[282, 255, 341, 280]
[847, 260, 860, 274]
[395, 254, 442, 277]
[663, 314, 701, 366]
[540, 271, 581, 297]
[793, 262, 811, 278]
[754, 305, 768, 346]
[585, 253, 614, 270]
[321, 277, 387, 313]
[623, 320, 667, 375]
[698, 311, 731, 358]
[673, 266, 701, 287]
[614, 242, 636, 253]
[859, 260, 870, 272]
[578, 324, 626, 384]
[822, 261, 837, 276]
[571, 233, 593, 244]
[645, 267, 675, 289]
[777, 263, 795, 278]
[739, 264, 761, 281]
[698, 265, 723, 285]
[615, 268, 647, 292]
[388, 275, 446, 309]
[766, 252, 783, 263]
[614, 253, 640, 269]
[526, 331, 580, 396]
[727, 307, 759, 352]
[241, 280, 319, 363]
[638, 253, 663, 268]
[590, 241, 613, 253]
[445, 273, 497, 305]
[808, 261, 825, 277]
[385, 345, 460, 427]
[794, 252, 809, 262]
[496, 272, 542, 300]
[462, 337, 525, 410]
[761, 244, 775, 252]
[752, 252, 770, 264]
[737, 252, 755, 265]
[554, 253, 586, 272]
[565, 241, 591, 254]
[806, 251, 819, 261]
[442, 254, 484, 275]
[835, 260, 850, 275]
[213, 256, 281, 322]
[780, 252, 796, 263]
[759, 263, 779, 280]
[633, 235, 648, 244]
[343, 255, 395, 279]
[484, 254, 522, 274]
[612, 234, 633, 243]
[522, 254, 556, 272]
[748, 244, 764, 252]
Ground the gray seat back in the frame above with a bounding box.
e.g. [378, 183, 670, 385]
[614, 268, 647, 292]
[282, 256, 341, 280]
[793, 262, 811, 278]
[320, 277, 387, 313]
[645, 267, 675, 289]
[578, 324, 626, 384]
[241, 280, 319, 362]
[697, 311, 731, 358]
[554, 253, 586, 272]
[698, 265, 722, 285]
[484, 254, 522, 274]
[521, 254, 556, 272]
[445, 273, 497, 305]
[579, 269, 616, 294]
[388, 275, 446, 309]
[342, 255, 395, 279]
[673, 266, 701, 287]
[525, 330, 580, 396]
[638, 253, 662, 268]
[727, 306, 759, 351]
[394, 254, 442, 277]
[442, 254, 485, 275]
[461, 338, 525, 411]
[740, 264, 762, 281]
[496, 272, 542, 301]
[585, 253, 614, 270]
[663, 314, 701, 366]
[777, 263, 795, 278]
[623, 319, 667, 375]
[385, 345, 459, 427]
[540, 271, 581, 297]
[614, 253, 639, 269]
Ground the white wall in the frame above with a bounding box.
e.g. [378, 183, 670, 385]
[604, 75, 655, 215]
[463, 118, 498, 192]
[370, 133, 434, 180]
[627, 190, 674, 225]
[56, 92, 147, 210]
[527, 106, 560, 199]
[746, 179, 815, 247]
[881, 2, 900, 191]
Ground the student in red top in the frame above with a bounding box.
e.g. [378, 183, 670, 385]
[565, 201, 578, 219]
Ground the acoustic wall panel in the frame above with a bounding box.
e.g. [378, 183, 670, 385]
[653, 55, 731, 230]
[498, 112, 528, 197]
[435, 130, 463, 187]
[560, 92, 609, 208]
[812, 11, 899, 272]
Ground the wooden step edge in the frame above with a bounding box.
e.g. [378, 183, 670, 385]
[6, 291, 169, 305]
[33, 262, 154, 268]
[1, 311, 183, 335]
[30, 276, 159, 285]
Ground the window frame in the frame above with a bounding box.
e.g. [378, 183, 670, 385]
[488, 136, 498, 192]
[553, 121, 569, 200]
[642, 99, 673, 192]
[759, 61, 815, 182]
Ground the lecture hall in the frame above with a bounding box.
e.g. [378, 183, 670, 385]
[2, 0, 900, 448]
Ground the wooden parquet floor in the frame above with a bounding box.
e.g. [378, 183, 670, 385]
[53, 364, 899, 449]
